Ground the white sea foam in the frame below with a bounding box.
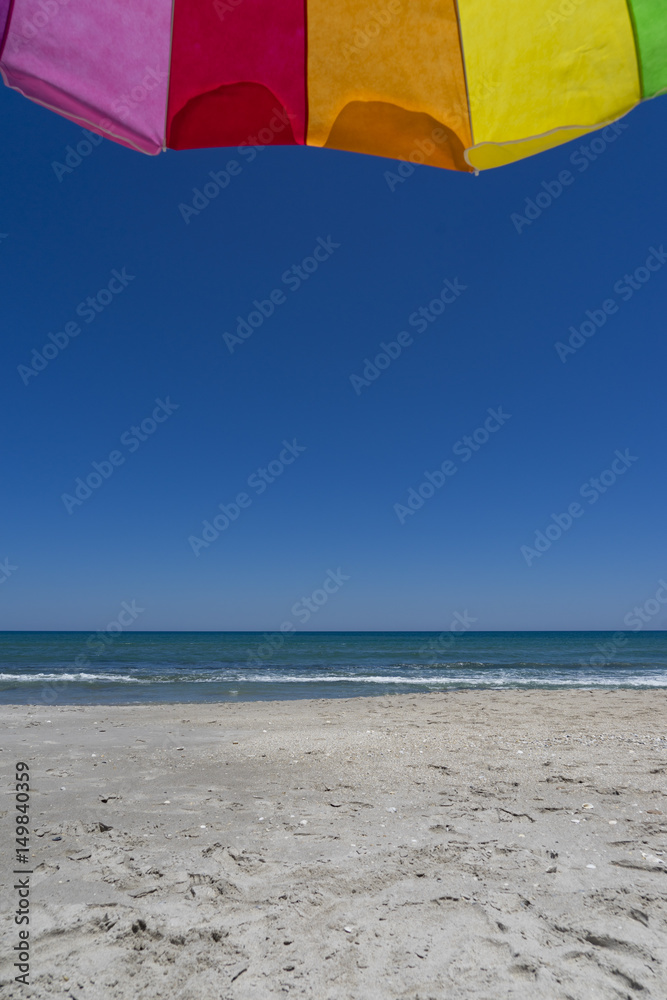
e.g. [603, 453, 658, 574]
[183, 672, 667, 687]
[2, 671, 666, 689]
[0, 672, 147, 683]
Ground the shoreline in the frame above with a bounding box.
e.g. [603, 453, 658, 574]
[3, 680, 667, 709]
[1, 690, 666, 998]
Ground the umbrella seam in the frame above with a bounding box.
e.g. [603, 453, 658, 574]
[163, 0, 177, 151]
[0, 0, 16, 62]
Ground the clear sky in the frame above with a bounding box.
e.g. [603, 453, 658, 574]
[2, 85, 666, 632]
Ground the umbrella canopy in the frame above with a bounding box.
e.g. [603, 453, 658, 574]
[1, 0, 665, 170]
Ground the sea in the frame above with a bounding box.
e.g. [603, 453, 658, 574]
[0, 630, 666, 705]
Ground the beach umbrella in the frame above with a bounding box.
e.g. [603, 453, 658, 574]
[1, 0, 665, 171]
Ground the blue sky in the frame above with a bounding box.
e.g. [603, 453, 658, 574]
[1, 85, 666, 631]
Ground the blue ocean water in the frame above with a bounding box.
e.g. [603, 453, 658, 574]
[0, 631, 666, 705]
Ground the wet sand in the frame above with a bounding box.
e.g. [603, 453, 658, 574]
[1, 689, 666, 999]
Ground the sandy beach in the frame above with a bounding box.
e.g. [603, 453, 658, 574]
[1, 689, 666, 999]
